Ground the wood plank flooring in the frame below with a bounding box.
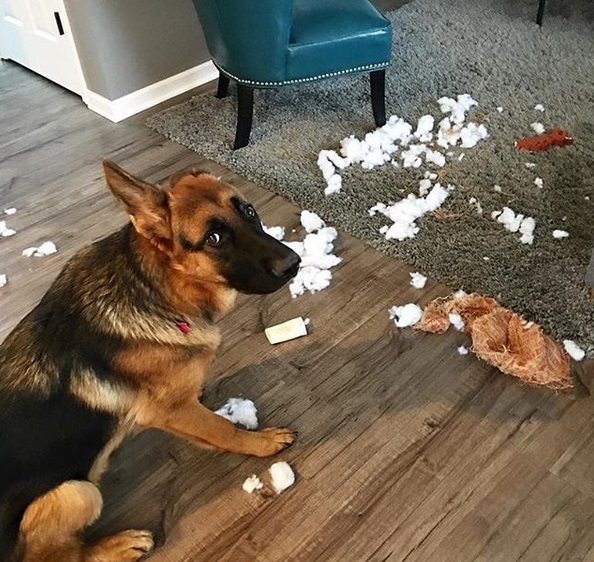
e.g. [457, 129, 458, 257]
[2, 58, 594, 562]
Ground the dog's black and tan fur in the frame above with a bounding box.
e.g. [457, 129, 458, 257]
[0, 162, 300, 562]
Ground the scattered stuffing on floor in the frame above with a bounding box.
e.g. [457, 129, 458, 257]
[4, 208, 16, 215]
[22, 241, 57, 257]
[0, 221, 16, 237]
[409, 272, 427, 289]
[269, 462, 296, 494]
[389, 303, 423, 327]
[457, 345, 469, 355]
[552, 230, 569, 239]
[491, 207, 535, 245]
[215, 398, 258, 430]
[0, 274, 6, 288]
[563, 340, 585, 361]
[531, 122, 545, 134]
[242, 475, 263, 494]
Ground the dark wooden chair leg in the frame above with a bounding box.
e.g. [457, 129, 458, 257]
[233, 84, 254, 150]
[536, 0, 546, 26]
[370, 69, 386, 127]
[216, 72, 230, 99]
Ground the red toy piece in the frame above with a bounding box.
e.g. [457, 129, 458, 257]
[515, 128, 573, 151]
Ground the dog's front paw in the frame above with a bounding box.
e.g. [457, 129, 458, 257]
[86, 529, 154, 562]
[251, 427, 297, 457]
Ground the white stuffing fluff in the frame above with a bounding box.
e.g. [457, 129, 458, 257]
[242, 475, 263, 494]
[531, 122, 545, 134]
[414, 115, 434, 143]
[263, 212, 341, 298]
[317, 94, 488, 194]
[215, 398, 258, 430]
[0, 220, 16, 237]
[492, 207, 535, 245]
[369, 183, 452, 241]
[468, 197, 483, 215]
[493, 184, 502, 193]
[552, 229, 569, 239]
[457, 345, 469, 355]
[534, 104, 545, 112]
[534, 177, 544, 189]
[22, 241, 57, 257]
[454, 289, 468, 298]
[525, 163, 536, 168]
[300, 210, 325, 233]
[458, 153, 465, 161]
[497, 106, 504, 113]
[263, 224, 286, 240]
[0, 274, 7, 288]
[389, 303, 423, 328]
[409, 272, 427, 289]
[269, 462, 296, 494]
[4, 208, 16, 215]
[449, 312, 465, 331]
[563, 340, 585, 361]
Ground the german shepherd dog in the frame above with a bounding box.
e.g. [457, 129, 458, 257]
[0, 161, 300, 562]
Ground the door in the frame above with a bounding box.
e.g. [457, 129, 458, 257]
[0, 0, 84, 95]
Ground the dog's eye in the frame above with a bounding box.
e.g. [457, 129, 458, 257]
[206, 232, 221, 246]
[244, 205, 256, 218]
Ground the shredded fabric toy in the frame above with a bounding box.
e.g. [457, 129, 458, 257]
[414, 293, 572, 389]
[515, 128, 573, 151]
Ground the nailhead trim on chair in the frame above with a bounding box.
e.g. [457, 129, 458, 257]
[218, 62, 389, 87]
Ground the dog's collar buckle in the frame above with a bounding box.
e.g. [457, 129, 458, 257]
[175, 320, 191, 334]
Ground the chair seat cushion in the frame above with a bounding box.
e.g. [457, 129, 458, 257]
[286, 0, 392, 82]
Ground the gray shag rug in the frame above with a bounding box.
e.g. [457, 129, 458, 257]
[147, 0, 594, 353]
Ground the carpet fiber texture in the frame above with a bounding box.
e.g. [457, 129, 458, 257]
[147, 0, 594, 352]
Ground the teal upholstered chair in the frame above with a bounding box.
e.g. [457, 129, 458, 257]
[191, 0, 393, 149]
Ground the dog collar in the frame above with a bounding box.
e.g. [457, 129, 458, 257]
[175, 319, 191, 334]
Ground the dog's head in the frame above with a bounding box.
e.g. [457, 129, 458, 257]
[103, 160, 300, 295]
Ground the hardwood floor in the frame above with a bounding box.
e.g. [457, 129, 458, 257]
[2, 58, 594, 562]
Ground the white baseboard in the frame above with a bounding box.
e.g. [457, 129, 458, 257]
[85, 60, 218, 123]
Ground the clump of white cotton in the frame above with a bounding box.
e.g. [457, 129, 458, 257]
[468, 197, 483, 215]
[449, 313, 465, 331]
[0, 274, 7, 288]
[242, 475, 263, 494]
[409, 272, 427, 289]
[497, 106, 504, 113]
[525, 162, 536, 169]
[22, 241, 57, 257]
[4, 208, 16, 215]
[457, 345, 469, 355]
[534, 177, 544, 189]
[262, 212, 341, 298]
[263, 224, 286, 241]
[389, 303, 423, 328]
[370, 183, 453, 241]
[534, 104, 545, 112]
[269, 462, 296, 494]
[563, 340, 585, 361]
[491, 207, 535, 245]
[552, 229, 569, 239]
[317, 94, 488, 194]
[0, 221, 16, 237]
[300, 210, 325, 233]
[531, 122, 545, 134]
[215, 398, 258, 430]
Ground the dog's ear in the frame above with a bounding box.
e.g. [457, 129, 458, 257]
[103, 160, 172, 249]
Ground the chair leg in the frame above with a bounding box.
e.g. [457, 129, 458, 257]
[536, 0, 546, 26]
[370, 70, 386, 128]
[216, 73, 230, 99]
[233, 84, 254, 150]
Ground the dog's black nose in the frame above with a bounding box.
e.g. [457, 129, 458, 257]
[271, 252, 301, 279]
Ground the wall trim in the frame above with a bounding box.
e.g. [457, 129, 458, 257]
[85, 60, 217, 123]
